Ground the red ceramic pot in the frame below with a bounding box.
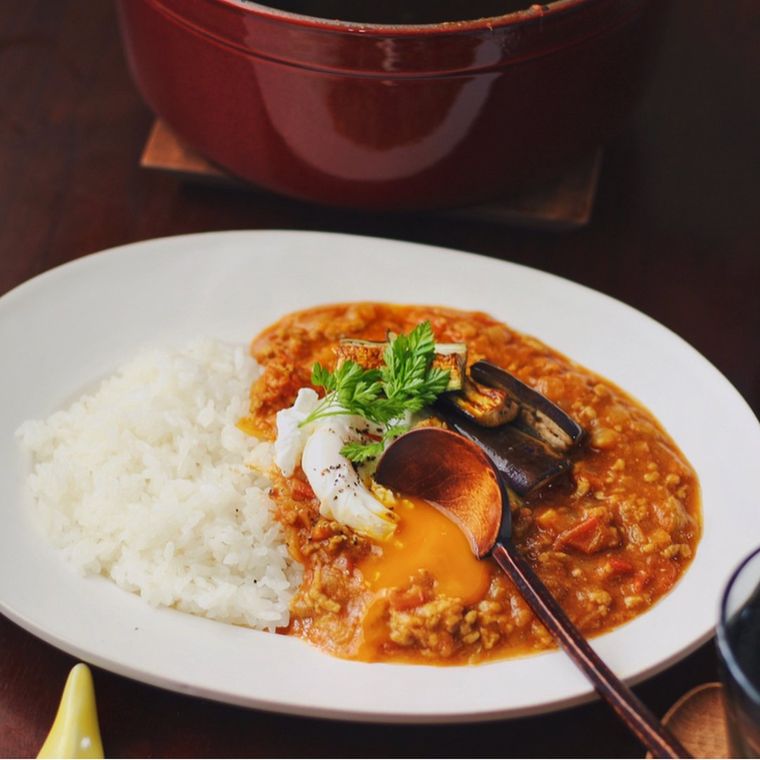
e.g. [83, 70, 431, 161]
[117, 0, 667, 211]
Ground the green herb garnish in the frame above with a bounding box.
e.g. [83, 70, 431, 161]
[300, 322, 450, 462]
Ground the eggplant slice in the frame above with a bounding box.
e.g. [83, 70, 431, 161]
[435, 397, 572, 497]
[335, 338, 467, 392]
[449, 375, 519, 427]
[470, 361, 585, 452]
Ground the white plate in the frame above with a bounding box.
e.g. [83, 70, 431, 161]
[1, 230, 758, 723]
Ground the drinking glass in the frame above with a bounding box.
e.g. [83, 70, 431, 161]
[717, 546, 760, 758]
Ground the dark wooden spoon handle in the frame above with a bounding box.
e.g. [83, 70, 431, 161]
[492, 542, 691, 759]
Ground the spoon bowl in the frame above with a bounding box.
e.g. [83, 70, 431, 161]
[375, 426, 507, 558]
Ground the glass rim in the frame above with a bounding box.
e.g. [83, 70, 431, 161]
[717, 545, 760, 706]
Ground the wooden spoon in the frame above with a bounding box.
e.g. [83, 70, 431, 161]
[375, 427, 690, 759]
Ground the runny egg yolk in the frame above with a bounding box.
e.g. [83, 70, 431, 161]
[358, 495, 491, 605]
[355, 493, 492, 661]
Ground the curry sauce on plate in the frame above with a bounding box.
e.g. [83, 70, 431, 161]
[242, 303, 701, 664]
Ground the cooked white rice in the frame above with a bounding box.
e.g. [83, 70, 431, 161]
[16, 339, 301, 631]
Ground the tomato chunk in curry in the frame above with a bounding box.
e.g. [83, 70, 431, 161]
[242, 303, 701, 665]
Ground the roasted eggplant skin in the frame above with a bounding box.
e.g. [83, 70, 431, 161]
[434, 397, 572, 497]
[470, 361, 585, 452]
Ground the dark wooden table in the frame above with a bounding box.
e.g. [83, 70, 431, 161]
[1, 1, 758, 757]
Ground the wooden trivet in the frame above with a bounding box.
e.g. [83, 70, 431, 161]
[646, 683, 730, 759]
[140, 119, 602, 229]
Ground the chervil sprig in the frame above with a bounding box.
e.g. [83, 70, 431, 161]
[339, 439, 385, 464]
[300, 322, 450, 462]
[301, 360, 384, 425]
[381, 325, 451, 413]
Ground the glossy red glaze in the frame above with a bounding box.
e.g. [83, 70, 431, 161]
[117, 0, 667, 210]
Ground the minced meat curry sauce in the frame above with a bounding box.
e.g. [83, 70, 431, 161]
[243, 303, 701, 664]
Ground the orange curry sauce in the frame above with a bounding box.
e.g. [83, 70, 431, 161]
[241, 303, 701, 664]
